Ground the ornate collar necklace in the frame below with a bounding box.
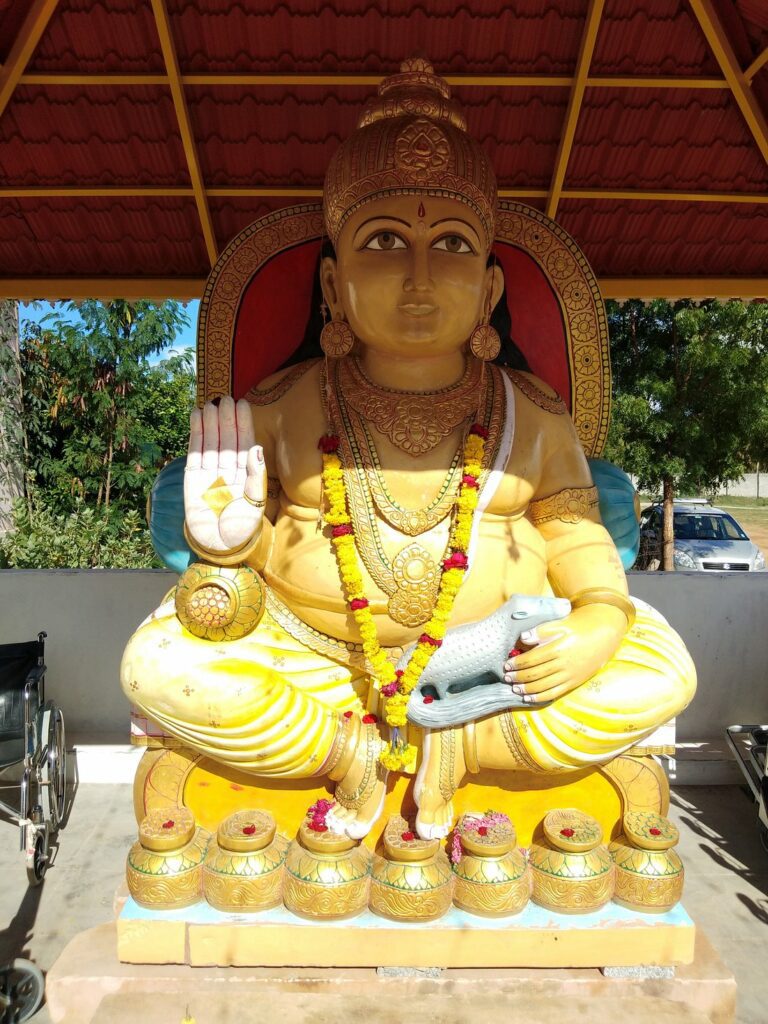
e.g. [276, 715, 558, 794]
[340, 357, 481, 456]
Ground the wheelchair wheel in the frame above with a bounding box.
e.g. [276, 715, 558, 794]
[25, 832, 46, 887]
[0, 958, 44, 1023]
[45, 708, 66, 831]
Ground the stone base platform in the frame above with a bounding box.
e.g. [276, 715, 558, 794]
[46, 924, 735, 1024]
[116, 897, 696, 969]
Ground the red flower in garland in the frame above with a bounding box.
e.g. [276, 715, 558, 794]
[443, 551, 468, 571]
[418, 634, 442, 648]
[461, 474, 479, 489]
[469, 423, 489, 439]
[332, 524, 354, 538]
[318, 435, 340, 453]
[349, 598, 369, 610]
[381, 682, 398, 698]
[362, 713, 378, 725]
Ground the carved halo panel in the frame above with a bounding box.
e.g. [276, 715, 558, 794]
[197, 202, 610, 457]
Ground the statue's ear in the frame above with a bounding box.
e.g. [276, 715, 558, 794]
[320, 255, 343, 318]
[487, 261, 505, 315]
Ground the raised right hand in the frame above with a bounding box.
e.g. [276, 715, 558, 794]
[184, 396, 267, 555]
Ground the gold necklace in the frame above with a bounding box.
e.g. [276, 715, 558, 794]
[342, 356, 481, 456]
[324, 360, 505, 628]
[355, 414, 464, 536]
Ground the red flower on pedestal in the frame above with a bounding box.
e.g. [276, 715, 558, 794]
[560, 828, 575, 838]
[649, 827, 662, 836]
[401, 831, 415, 842]
[362, 713, 378, 724]
[162, 820, 175, 829]
[343, 710, 354, 718]
[242, 824, 257, 836]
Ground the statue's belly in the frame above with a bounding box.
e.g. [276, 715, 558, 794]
[266, 511, 548, 648]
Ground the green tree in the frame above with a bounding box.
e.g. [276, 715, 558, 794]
[1, 300, 195, 568]
[604, 299, 768, 569]
[19, 300, 190, 513]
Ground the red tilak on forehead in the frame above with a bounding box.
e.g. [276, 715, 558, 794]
[417, 201, 426, 219]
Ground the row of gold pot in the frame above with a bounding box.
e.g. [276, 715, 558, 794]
[126, 806, 684, 920]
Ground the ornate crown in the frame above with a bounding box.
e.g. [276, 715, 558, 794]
[323, 57, 497, 249]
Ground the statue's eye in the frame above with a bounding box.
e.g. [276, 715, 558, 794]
[364, 231, 407, 251]
[433, 234, 473, 254]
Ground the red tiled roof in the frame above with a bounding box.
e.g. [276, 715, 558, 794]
[0, 0, 766, 298]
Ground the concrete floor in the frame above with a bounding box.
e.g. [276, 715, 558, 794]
[0, 777, 766, 1023]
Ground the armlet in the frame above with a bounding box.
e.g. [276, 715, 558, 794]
[529, 485, 599, 526]
[506, 370, 566, 415]
[244, 358, 320, 406]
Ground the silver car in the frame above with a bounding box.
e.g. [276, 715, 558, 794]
[638, 502, 766, 571]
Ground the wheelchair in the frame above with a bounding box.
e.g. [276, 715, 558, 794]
[0, 633, 67, 886]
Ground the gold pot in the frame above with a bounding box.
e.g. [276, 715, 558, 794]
[126, 807, 209, 910]
[451, 813, 530, 917]
[529, 808, 614, 914]
[202, 809, 289, 913]
[369, 816, 454, 922]
[283, 819, 371, 920]
[609, 811, 684, 913]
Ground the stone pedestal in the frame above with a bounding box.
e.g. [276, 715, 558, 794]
[46, 924, 736, 1024]
[116, 896, 696, 969]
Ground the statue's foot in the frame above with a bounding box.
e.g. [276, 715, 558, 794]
[326, 727, 387, 840]
[414, 727, 466, 841]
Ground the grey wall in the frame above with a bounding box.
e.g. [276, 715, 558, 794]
[0, 569, 766, 742]
[0, 569, 174, 737]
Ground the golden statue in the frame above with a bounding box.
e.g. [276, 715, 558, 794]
[121, 58, 695, 858]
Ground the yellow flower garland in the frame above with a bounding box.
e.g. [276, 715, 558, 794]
[319, 426, 487, 772]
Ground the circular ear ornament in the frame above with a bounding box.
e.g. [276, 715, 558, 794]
[175, 563, 265, 641]
[320, 317, 356, 358]
[469, 323, 501, 361]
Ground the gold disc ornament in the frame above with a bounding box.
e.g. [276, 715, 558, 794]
[175, 563, 265, 641]
[320, 317, 356, 358]
[469, 323, 501, 361]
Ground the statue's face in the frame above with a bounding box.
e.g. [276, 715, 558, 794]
[323, 194, 502, 359]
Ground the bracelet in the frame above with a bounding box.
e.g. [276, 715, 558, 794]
[182, 523, 262, 567]
[244, 494, 267, 508]
[569, 588, 636, 629]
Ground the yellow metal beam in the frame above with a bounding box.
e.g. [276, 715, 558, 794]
[1, 278, 207, 301]
[2, 186, 766, 204]
[600, 278, 767, 300]
[150, 0, 218, 267]
[745, 46, 768, 83]
[561, 188, 768, 204]
[546, 0, 606, 220]
[688, 0, 768, 167]
[0, 0, 59, 121]
[2, 277, 765, 302]
[15, 71, 729, 90]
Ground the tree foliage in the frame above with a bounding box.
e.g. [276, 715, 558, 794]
[604, 299, 768, 567]
[1, 300, 194, 568]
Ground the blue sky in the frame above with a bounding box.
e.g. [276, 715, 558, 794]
[19, 300, 200, 365]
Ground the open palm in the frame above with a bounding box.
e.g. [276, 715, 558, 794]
[184, 396, 267, 554]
